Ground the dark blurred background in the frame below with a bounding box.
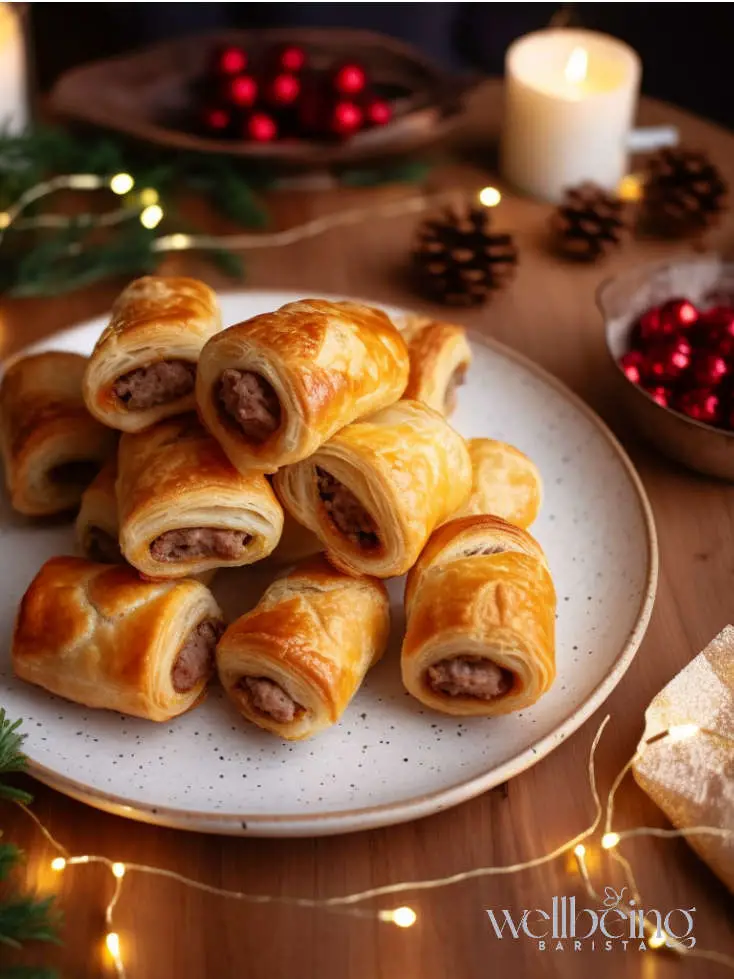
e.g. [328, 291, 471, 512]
[30, 2, 734, 131]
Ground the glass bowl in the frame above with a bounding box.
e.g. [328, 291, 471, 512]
[599, 255, 734, 481]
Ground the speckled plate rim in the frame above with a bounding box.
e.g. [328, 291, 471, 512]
[12, 302, 658, 837]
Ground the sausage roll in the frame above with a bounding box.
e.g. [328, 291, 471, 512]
[217, 557, 389, 740]
[117, 415, 283, 578]
[83, 276, 221, 433]
[451, 438, 542, 529]
[402, 515, 556, 717]
[0, 352, 117, 516]
[196, 298, 409, 474]
[76, 460, 122, 563]
[274, 399, 472, 578]
[399, 314, 472, 416]
[13, 556, 224, 721]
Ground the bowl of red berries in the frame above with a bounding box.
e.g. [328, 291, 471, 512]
[49, 28, 476, 167]
[601, 255, 734, 479]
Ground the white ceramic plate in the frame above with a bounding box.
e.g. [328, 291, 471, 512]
[0, 290, 657, 836]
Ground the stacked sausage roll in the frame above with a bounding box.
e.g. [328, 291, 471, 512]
[4, 275, 555, 739]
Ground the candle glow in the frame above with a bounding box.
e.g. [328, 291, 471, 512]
[564, 47, 588, 86]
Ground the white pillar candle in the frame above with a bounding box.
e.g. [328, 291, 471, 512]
[0, 3, 27, 133]
[501, 29, 641, 203]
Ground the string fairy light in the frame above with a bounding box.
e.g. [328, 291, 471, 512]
[9, 714, 734, 977]
[0, 165, 504, 269]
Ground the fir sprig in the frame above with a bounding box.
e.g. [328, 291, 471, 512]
[0, 844, 22, 881]
[0, 898, 61, 949]
[0, 124, 430, 297]
[0, 711, 31, 805]
[0, 713, 61, 975]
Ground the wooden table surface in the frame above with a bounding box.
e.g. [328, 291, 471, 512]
[2, 81, 733, 978]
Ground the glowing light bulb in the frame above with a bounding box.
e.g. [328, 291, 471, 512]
[601, 832, 620, 850]
[564, 47, 588, 85]
[573, 844, 586, 858]
[139, 187, 159, 206]
[668, 723, 699, 741]
[165, 233, 192, 250]
[391, 906, 417, 928]
[0, 212, 10, 229]
[478, 186, 501, 208]
[50, 856, 67, 871]
[109, 173, 134, 195]
[618, 173, 642, 202]
[648, 931, 667, 949]
[140, 204, 163, 230]
[111, 862, 126, 878]
[106, 932, 120, 957]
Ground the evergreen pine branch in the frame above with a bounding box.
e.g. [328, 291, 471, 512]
[0, 711, 27, 778]
[0, 897, 61, 949]
[0, 844, 22, 882]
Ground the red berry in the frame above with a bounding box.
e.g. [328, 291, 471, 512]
[268, 73, 301, 106]
[642, 383, 671, 408]
[229, 75, 258, 107]
[365, 98, 392, 126]
[619, 350, 646, 385]
[202, 106, 231, 133]
[660, 297, 699, 327]
[701, 305, 734, 355]
[689, 352, 729, 387]
[333, 63, 367, 96]
[704, 305, 734, 330]
[647, 336, 692, 382]
[214, 45, 247, 76]
[277, 45, 307, 73]
[331, 100, 363, 137]
[674, 387, 720, 425]
[637, 298, 699, 345]
[246, 112, 278, 142]
[637, 306, 672, 344]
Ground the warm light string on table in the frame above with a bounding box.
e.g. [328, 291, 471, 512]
[0, 169, 502, 261]
[12, 716, 733, 977]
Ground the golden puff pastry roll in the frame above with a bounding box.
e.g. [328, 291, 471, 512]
[12, 556, 224, 721]
[196, 298, 409, 474]
[83, 276, 221, 433]
[76, 459, 122, 563]
[451, 438, 542, 529]
[274, 399, 472, 578]
[398, 314, 472, 415]
[402, 515, 555, 716]
[217, 557, 389, 740]
[117, 415, 283, 579]
[0, 352, 117, 517]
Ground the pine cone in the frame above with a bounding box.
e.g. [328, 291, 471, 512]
[641, 147, 727, 238]
[413, 203, 518, 306]
[550, 182, 625, 261]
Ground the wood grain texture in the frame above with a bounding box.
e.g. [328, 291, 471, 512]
[2, 81, 734, 977]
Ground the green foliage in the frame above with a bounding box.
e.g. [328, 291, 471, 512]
[0, 125, 266, 295]
[338, 159, 434, 187]
[0, 124, 429, 296]
[0, 711, 30, 805]
[0, 714, 60, 975]
[0, 898, 61, 949]
[0, 845, 22, 882]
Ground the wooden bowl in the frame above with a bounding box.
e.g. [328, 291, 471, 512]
[600, 255, 734, 481]
[48, 28, 478, 168]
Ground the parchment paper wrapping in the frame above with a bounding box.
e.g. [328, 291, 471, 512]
[633, 625, 734, 892]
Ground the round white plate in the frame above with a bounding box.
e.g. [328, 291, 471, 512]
[0, 290, 657, 836]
